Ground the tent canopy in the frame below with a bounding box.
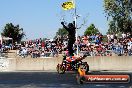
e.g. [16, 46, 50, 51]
[2, 37, 12, 40]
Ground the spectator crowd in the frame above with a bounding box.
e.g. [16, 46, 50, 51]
[0, 32, 131, 58]
[14, 32, 132, 58]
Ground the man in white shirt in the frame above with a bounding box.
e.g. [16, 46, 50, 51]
[122, 33, 126, 39]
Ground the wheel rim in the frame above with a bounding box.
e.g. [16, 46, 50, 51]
[58, 65, 65, 73]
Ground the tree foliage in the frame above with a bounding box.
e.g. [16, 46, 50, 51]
[84, 24, 100, 35]
[104, 0, 132, 33]
[56, 28, 68, 37]
[1, 23, 25, 43]
[107, 20, 118, 33]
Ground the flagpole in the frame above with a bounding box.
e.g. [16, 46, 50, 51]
[73, 0, 79, 57]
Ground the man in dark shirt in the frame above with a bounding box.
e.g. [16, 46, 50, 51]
[61, 21, 76, 56]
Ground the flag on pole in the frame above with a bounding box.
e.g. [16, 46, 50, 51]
[62, 0, 75, 10]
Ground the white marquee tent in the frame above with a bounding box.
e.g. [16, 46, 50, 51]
[0, 35, 13, 44]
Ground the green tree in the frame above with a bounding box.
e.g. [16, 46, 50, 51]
[104, 0, 132, 33]
[1, 23, 25, 43]
[84, 24, 100, 35]
[55, 28, 68, 37]
[107, 20, 119, 34]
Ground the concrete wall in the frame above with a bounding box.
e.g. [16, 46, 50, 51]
[7, 56, 63, 71]
[84, 56, 132, 71]
[0, 58, 9, 71]
[2, 56, 132, 71]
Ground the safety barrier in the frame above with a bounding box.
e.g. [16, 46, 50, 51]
[1, 56, 132, 71]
